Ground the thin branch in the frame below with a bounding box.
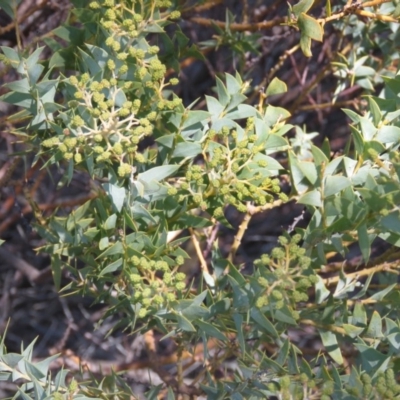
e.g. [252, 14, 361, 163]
[355, 9, 399, 22]
[189, 17, 285, 32]
[323, 260, 399, 286]
[189, 227, 214, 279]
[0, 0, 50, 36]
[362, 0, 393, 7]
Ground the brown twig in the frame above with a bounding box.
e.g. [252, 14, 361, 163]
[228, 202, 253, 263]
[0, 0, 50, 36]
[189, 227, 215, 279]
[189, 17, 285, 32]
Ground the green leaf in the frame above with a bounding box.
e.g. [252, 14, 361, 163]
[319, 330, 343, 365]
[369, 283, 396, 301]
[357, 224, 370, 263]
[99, 236, 109, 250]
[99, 258, 122, 276]
[138, 165, 180, 183]
[103, 182, 125, 213]
[367, 96, 382, 126]
[323, 175, 351, 197]
[4, 78, 30, 93]
[0, 0, 21, 18]
[172, 141, 202, 158]
[103, 214, 117, 230]
[206, 95, 225, 116]
[195, 319, 227, 342]
[276, 339, 290, 366]
[175, 314, 196, 332]
[352, 302, 367, 327]
[298, 13, 323, 42]
[292, 0, 314, 17]
[354, 344, 390, 377]
[298, 189, 322, 207]
[265, 77, 287, 97]
[326, 0, 332, 17]
[49, 47, 78, 69]
[215, 76, 230, 106]
[311, 145, 329, 166]
[233, 313, 245, 353]
[85, 44, 109, 70]
[169, 214, 212, 230]
[342, 324, 365, 338]
[264, 105, 291, 127]
[299, 161, 318, 184]
[250, 308, 278, 337]
[342, 108, 361, 124]
[366, 311, 383, 338]
[380, 211, 400, 235]
[1, 45, 20, 65]
[300, 34, 312, 57]
[77, 48, 102, 75]
[181, 304, 209, 321]
[167, 387, 176, 400]
[375, 125, 400, 144]
[288, 151, 310, 194]
[97, 241, 123, 258]
[53, 25, 85, 45]
[315, 275, 331, 304]
[274, 305, 297, 325]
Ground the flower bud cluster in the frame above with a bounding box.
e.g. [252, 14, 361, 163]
[40, 1, 182, 180]
[191, 121, 289, 215]
[345, 369, 400, 399]
[128, 254, 186, 318]
[167, 115, 290, 215]
[254, 234, 316, 319]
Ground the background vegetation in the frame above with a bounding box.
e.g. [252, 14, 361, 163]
[1, 0, 400, 399]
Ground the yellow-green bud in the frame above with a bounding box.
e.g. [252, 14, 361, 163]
[104, 9, 116, 20]
[170, 11, 181, 19]
[89, 1, 100, 9]
[64, 152, 73, 160]
[138, 308, 147, 318]
[107, 59, 116, 70]
[175, 272, 186, 281]
[175, 282, 186, 290]
[113, 142, 123, 155]
[118, 163, 132, 177]
[119, 64, 128, 74]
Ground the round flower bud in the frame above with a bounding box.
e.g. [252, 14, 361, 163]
[170, 11, 181, 19]
[135, 153, 145, 163]
[119, 64, 128, 74]
[175, 282, 186, 290]
[104, 9, 116, 20]
[149, 46, 160, 54]
[130, 274, 141, 283]
[175, 272, 186, 281]
[168, 187, 178, 195]
[107, 59, 116, 70]
[166, 292, 175, 301]
[118, 163, 132, 177]
[138, 308, 147, 318]
[63, 152, 73, 160]
[113, 142, 123, 155]
[89, 1, 100, 9]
